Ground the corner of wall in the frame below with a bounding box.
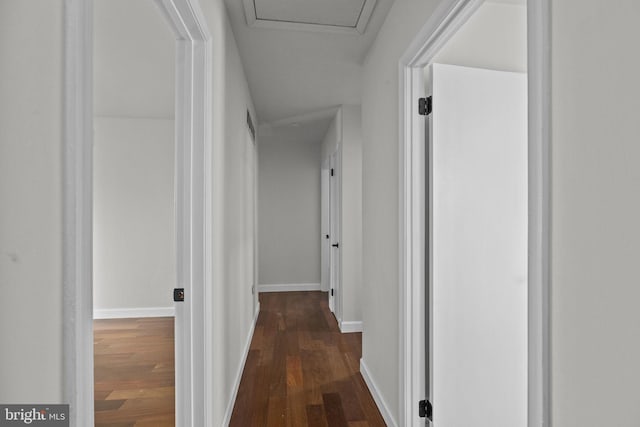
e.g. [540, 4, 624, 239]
[360, 358, 398, 427]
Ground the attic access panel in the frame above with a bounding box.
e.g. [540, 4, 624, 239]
[243, 0, 377, 34]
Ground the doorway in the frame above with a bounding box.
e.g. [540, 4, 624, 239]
[63, 0, 212, 425]
[92, 0, 176, 423]
[398, 0, 550, 425]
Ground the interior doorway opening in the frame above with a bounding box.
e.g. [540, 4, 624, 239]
[63, 0, 212, 424]
[399, 0, 550, 425]
[92, 0, 177, 423]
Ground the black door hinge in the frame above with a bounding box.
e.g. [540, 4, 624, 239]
[331, 168, 334, 176]
[419, 97, 432, 116]
[331, 289, 334, 296]
[174, 288, 185, 302]
[418, 399, 432, 420]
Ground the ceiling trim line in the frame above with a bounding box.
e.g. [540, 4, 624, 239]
[242, 0, 377, 35]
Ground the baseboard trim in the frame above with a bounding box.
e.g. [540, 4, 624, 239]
[360, 358, 398, 427]
[222, 302, 261, 426]
[339, 320, 363, 333]
[258, 283, 321, 293]
[93, 307, 175, 319]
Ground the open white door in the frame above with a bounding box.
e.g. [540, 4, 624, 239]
[328, 151, 341, 317]
[428, 63, 527, 426]
[321, 166, 331, 293]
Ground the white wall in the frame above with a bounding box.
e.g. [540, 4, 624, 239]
[433, 1, 527, 73]
[360, 0, 441, 422]
[92, 117, 175, 314]
[93, 0, 175, 118]
[221, 19, 259, 421]
[551, 1, 640, 425]
[258, 125, 322, 287]
[92, 0, 176, 317]
[0, 0, 64, 403]
[200, 2, 260, 422]
[321, 106, 364, 325]
[321, 112, 341, 161]
[341, 106, 363, 324]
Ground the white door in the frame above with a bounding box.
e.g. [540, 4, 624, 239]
[428, 63, 527, 426]
[329, 152, 341, 317]
[321, 167, 331, 293]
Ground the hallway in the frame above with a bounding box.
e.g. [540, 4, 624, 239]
[229, 292, 386, 426]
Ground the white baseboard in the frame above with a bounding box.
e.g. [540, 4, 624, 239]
[360, 358, 398, 427]
[258, 283, 321, 293]
[339, 320, 363, 333]
[222, 302, 261, 426]
[93, 306, 175, 319]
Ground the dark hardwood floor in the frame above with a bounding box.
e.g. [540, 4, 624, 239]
[229, 291, 386, 427]
[94, 317, 175, 427]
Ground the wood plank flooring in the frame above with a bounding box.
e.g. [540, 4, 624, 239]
[229, 291, 386, 427]
[94, 317, 175, 427]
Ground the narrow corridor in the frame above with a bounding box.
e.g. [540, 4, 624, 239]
[229, 292, 386, 426]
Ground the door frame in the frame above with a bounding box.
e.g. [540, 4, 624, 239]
[398, 0, 551, 426]
[62, 0, 212, 425]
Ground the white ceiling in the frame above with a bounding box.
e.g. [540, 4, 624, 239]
[487, 0, 526, 4]
[94, 0, 175, 119]
[254, 0, 366, 27]
[225, 0, 395, 125]
[93, 0, 394, 129]
[259, 115, 335, 145]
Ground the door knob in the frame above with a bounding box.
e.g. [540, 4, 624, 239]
[332, 243, 339, 248]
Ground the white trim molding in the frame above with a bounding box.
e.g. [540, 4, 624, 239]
[222, 302, 261, 426]
[241, 0, 376, 35]
[397, 0, 551, 426]
[339, 320, 363, 333]
[63, 2, 94, 426]
[258, 283, 321, 293]
[526, 0, 552, 425]
[360, 359, 398, 427]
[93, 307, 176, 319]
[63, 0, 212, 426]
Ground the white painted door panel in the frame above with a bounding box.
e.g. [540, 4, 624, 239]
[329, 151, 341, 317]
[429, 63, 527, 426]
[321, 168, 331, 293]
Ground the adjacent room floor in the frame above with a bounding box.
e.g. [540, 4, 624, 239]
[94, 317, 175, 427]
[92, 292, 384, 426]
[230, 291, 386, 426]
